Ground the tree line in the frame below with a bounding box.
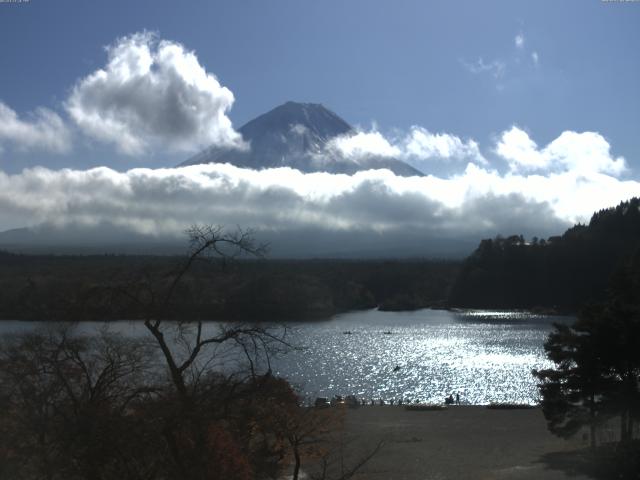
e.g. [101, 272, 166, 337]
[450, 198, 640, 312]
[0, 251, 458, 322]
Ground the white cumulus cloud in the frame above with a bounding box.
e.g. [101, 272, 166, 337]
[496, 126, 626, 176]
[0, 101, 72, 154]
[402, 127, 487, 165]
[515, 33, 525, 49]
[322, 127, 486, 169]
[66, 31, 245, 156]
[324, 130, 401, 162]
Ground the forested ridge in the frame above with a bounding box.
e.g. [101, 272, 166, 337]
[0, 253, 458, 321]
[449, 198, 640, 312]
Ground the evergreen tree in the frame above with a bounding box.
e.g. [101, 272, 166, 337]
[534, 305, 611, 447]
[600, 251, 640, 443]
[534, 249, 640, 447]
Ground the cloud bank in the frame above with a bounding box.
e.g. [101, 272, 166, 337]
[0, 148, 637, 256]
[66, 32, 244, 155]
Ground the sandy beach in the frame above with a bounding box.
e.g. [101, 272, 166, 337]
[339, 405, 591, 480]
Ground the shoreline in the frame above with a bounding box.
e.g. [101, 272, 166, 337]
[0, 305, 577, 323]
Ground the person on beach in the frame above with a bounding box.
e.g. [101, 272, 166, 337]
[456, 393, 460, 405]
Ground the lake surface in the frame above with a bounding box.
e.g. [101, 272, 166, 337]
[0, 309, 572, 405]
[270, 309, 571, 405]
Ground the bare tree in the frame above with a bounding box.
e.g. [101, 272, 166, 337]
[0, 326, 160, 480]
[107, 226, 282, 397]
[105, 225, 301, 479]
[0, 225, 382, 480]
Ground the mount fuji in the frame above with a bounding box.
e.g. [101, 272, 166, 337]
[180, 101, 423, 177]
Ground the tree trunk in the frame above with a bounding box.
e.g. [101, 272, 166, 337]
[620, 369, 635, 444]
[621, 409, 629, 443]
[589, 393, 597, 448]
[144, 321, 189, 400]
[293, 444, 301, 480]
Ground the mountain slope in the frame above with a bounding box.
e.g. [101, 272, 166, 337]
[180, 101, 423, 176]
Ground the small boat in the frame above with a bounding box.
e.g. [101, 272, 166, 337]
[383, 331, 393, 335]
[393, 365, 401, 372]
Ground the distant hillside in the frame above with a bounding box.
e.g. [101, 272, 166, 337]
[180, 101, 423, 177]
[0, 254, 459, 321]
[0, 223, 478, 258]
[449, 198, 640, 312]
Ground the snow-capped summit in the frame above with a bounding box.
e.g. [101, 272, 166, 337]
[180, 101, 423, 176]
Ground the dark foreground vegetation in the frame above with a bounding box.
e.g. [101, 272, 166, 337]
[450, 198, 640, 313]
[0, 226, 382, 480]
[534, 247, 640, 478]
[0, 249, 458, 322]
[0, 327, 383, 480]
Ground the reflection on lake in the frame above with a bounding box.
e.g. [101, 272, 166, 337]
[0, 308, 573, 405]
[270, 309, 572, 405]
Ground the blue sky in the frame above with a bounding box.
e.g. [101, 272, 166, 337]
[1, 0, 639, 171]
[0, 1, 639, 255]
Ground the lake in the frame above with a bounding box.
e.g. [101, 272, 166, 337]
[0, 308, 572, 405]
